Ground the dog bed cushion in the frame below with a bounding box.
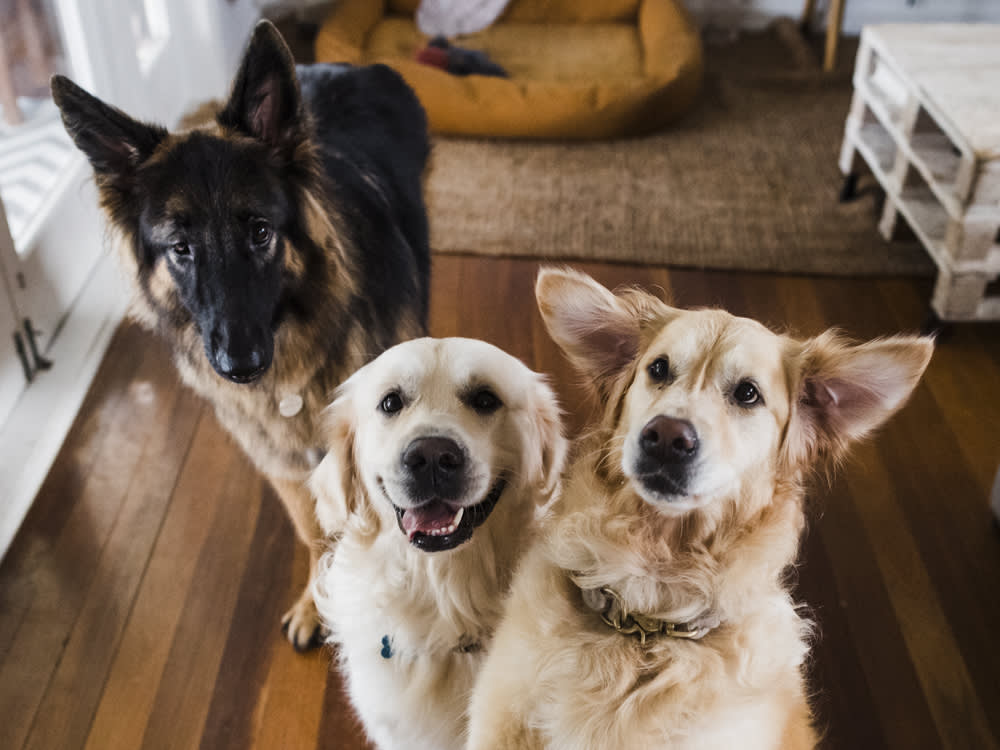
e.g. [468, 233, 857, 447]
[314, 0, 703, 139]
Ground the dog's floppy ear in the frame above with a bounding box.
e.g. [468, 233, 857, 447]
[535, 267, 650, 393]
[51, 75, 166, 188]
[516, 374, 568, 502]
[308, 393, 360, 537]
[219, 20, 303, 148]
[783, 331, 933, 469]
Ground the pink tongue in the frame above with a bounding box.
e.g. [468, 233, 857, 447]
[401, 501, 459, 538]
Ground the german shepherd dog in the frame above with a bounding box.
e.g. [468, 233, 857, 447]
[51, 21, 431, 649]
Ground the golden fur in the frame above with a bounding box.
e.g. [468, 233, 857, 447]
[310, 337, 567, 750]
[467, 268, 933, 750]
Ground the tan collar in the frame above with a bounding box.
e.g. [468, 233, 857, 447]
[579, 584, 719, 644]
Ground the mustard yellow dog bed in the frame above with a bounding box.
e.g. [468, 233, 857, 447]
[314, 0, 703, 139]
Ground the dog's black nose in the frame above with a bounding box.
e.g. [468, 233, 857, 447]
[214, 350, 268, 383]
[639, 416, 699, 464]
[208, 326, 272, 383]
[403, 436, 464, 472]
[402, 436, 466, 498]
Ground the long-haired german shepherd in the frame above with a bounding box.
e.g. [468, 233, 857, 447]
[51, 21, 431, 649]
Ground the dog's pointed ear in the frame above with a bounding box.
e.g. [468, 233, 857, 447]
[309, 393, 360, 537]
[536, 267, 659, 392]
[218, 20, 303, 147]
[783, 332, 933, 469]
[51, 75, 166, 182]
[517, 374, 568, 503]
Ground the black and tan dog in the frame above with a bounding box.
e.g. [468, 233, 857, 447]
[51, 21, 431, 649]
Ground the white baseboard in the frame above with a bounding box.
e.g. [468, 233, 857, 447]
[686, 0, 1000, 35]
[0, 252, 128, 560]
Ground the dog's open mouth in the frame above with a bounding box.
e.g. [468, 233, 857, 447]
[391, 476, 507, 553]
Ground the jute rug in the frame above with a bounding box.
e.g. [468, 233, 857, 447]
[424, 23, 935, 276]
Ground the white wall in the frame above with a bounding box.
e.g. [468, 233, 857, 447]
[216, 0, 264, 86]
[181, 0, 259, 117]
[685, 0, 1000, 35]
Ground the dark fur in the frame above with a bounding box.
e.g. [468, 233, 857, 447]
[50, 21, 431, 647]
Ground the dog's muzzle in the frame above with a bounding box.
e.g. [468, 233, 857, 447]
[634, 415, 698, 498]
[389, 475, 507, 553]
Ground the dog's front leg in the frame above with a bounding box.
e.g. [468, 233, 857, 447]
[269, 476, 328, 651]
[466, 634, 544, 750]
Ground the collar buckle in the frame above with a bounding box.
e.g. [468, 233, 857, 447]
[596, 586, 712, 644]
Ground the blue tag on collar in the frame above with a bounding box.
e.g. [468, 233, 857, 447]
[381, 635, 393, 659]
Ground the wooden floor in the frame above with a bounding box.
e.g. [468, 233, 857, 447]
[1, 255, 998, 750]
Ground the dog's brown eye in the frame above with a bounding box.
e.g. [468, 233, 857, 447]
[734, 380, 761, 406]
[251, 220, 272, 246]
[380, 391, 404, 414]
[647, 357, 671, 383]
[469, 388, 502, 414]
[171, 242, 191, 258]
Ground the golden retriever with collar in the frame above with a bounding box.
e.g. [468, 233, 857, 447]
[309, 337, 567, 750]
[467, 268, 933, 750]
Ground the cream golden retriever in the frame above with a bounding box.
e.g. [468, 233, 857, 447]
[467, 268, 933, 750]
[309, 336, 567, 750]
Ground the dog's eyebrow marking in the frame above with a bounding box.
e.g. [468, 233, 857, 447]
[458, 378, 498, 398]
[148, 223, 180, 245]
[165, 192, 193, 218]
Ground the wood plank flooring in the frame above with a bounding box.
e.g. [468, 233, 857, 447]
[1, 255, 998, 749]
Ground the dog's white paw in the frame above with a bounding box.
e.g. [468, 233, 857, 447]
[281, 592, 326, 651]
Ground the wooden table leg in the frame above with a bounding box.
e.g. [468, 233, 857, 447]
[824, 0, 847, 72]
[799, 0, 818, 30]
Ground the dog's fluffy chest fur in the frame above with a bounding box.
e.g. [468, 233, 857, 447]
[172, 342, 331, 479]
[473, 461, 813, 748]
[317, 510, 526, 750]
[497, 534, 810, 749]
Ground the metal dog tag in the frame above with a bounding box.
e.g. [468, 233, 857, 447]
[279, 393, 304, 417]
